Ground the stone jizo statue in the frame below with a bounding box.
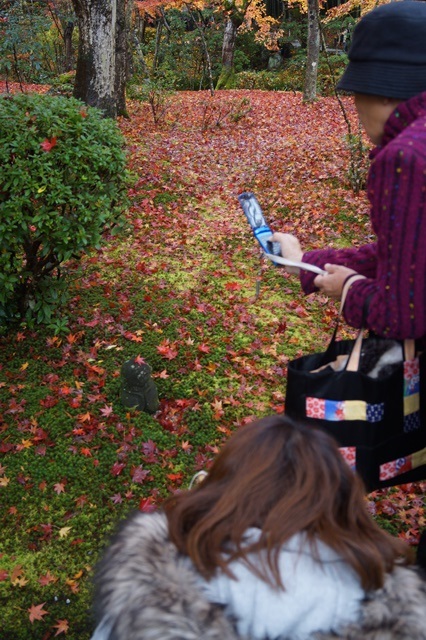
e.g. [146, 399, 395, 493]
[120, 358, 159, 414]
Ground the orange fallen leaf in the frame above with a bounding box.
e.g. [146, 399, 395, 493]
[54, 619, 69, 636]
[28, 602, 49, 623]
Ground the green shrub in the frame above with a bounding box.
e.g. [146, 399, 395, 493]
[234, 70, 297, 92]
[234, 52, 348, 96]
[0, 94, 129, 327]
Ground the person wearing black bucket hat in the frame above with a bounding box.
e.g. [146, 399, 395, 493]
[271, 1, 426, 345]
[336, 1, 426, 100]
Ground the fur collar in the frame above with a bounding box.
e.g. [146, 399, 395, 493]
[93, 511, 426, 640]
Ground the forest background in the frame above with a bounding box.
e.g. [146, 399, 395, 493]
[1, 1, 425, 638]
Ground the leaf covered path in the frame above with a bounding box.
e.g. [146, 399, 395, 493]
[0, 89, 424, 638]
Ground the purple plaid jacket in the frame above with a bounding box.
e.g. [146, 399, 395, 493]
[300, 92, 426, 341]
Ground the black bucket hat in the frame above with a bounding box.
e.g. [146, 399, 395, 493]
[337, 1, 426, 99]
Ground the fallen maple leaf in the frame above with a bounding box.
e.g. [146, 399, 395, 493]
[54, 619, 69, 636]
[10, 565, 23, 583]
[58, 526, 72, 538]
[153, 369, 169, 379]
[225, 282, 242, 291]
[131, 465, 149, 484]
[77, 412, 92, 423]
[139, 496, 156, 513]
[38, 571, 57, 586]
[110, 462, 126, 476]
[211, 398, 224, 419]
[156, 339, 178, 360]
[198, 343, 211, 354]
[100, 404, 113, 417]
[40, 136, 57, 152]
[28, 602, 49, 623]
[53, 482, 65, 495]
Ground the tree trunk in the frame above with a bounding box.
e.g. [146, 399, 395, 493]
[115, 0, 132, 116]
[64, 21, 74, 72]
[222, 18, 237, 70]
[153, 20, 163, 72]
[303, 0, 320, 103]
[216, 18, 239, 89]
[189, 7, 214, 95]
[72, 0, 129, 118]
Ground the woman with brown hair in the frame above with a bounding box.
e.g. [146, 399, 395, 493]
[90, 415, 425, 640]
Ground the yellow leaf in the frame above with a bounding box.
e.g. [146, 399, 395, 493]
[21, 440, 33, 449]
[59, 526, 72, 539]
[20, 362, 29, 371]
[73, 569, 83, 580]
[15, 576, 29, 587]
[0, 476, 10, 487]
[37, 185, 47, 193]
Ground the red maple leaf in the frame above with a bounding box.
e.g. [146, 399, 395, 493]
[110, 462, 126, 476]
[131, 465, 150, 484]
[166, 471, 184, 483]
[225, 282, 242, 291]
[139, 496, 156, 513]
[38, 571, 57, 586]
[39, 395, 59, 408]
[197, 343, 211, 354]
[40, 136, 57, 152]
[28, 602, 49, 623]
[156, 339, 178, 360]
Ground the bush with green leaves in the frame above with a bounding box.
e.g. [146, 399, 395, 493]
[234, 52, 347, 96]
[0, 93, 129, 327]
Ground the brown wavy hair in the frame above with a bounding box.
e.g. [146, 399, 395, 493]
[164, 415, 413, 591]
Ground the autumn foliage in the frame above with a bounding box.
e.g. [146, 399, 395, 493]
[0, 83, 424, 638]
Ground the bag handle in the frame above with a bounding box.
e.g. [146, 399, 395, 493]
[346, 332, 415, 370]
[341, 276, 416, 369]
[319, 274, 367, 363]
[329, 274, 416, 370]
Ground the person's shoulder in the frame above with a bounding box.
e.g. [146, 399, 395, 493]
[313, 566, 426, 640]
[92, 510, 243, 640]
[97, 510, 169, 560]
[386, 117, 426, 161]
[374, 130, 426, 175]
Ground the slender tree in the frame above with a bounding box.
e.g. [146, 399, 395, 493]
[303, 0, 320, 102]
[216, 9, 245, 89]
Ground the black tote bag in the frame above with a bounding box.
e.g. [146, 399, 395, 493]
[285, 328, 426, 491]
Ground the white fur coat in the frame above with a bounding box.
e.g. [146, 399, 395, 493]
[92, 511, 426, 640]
